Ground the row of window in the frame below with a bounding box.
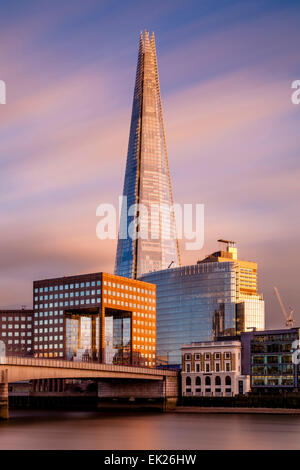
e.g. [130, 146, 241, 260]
[103, 298, 154, 310]
[35, 327, 64, 334]
[4, 339, 32, 345]
[185, 376, 232, 386]
[35, 281, 155, 295]
[34, 344, 63, 350]
[35, 299, 101, 309]
[132, 343, 155, 350]
[35, 352, 64, 358]
[34, 319, 63, 326]
[184, 352, 231, 360]
[34, 336, 63, 342]
[185, 362, 232, 372]
[35, 281, 101, 293]
[1, 324, 31, 329]
[35, 290, 101, 301]
[103, 290, 155, 303]
[103, 281, 154, 295]
[35, 311, 64, 317]
[1, 332, 31, 337]
[1, 316, 32, 322]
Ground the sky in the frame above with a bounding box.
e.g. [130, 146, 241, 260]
[0, 0, 299, 329]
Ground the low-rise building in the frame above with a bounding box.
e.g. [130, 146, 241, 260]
[181, 340, 250, 397]
[0, 309, 33, 356]
[241, 328, 300, 392]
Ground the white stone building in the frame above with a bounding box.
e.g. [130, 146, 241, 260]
[181, 340, 250, 397]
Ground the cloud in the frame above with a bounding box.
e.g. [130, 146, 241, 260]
[0, 1, 299, 321]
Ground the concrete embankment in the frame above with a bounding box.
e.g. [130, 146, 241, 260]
[174, 406, 300, 415]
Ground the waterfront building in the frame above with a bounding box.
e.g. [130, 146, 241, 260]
[33, 272, 156, 366]
[0, 309, 33, 357]
[115, 30, 180, 279]
[140, 240, 265, 366]
[181, 340, 250, 397]
[241, 328, 300, 392]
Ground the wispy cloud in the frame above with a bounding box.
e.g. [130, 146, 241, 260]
[0, 0, 299, 327]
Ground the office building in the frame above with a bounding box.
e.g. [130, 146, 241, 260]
[0, 309, 33, 357]
[241, 328, 300, 392]
[140, 240, 265, 365]
[181, 340, 250, 396]
[33, 272, 156, 366]
[115, 31, 180, 279]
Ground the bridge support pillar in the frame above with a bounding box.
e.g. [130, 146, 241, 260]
[97, 373, 179, 412]
[0, 369, 8, 420]
[163, 375, 179, 412]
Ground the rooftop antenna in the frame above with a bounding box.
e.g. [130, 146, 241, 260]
[217, 239, 236, 250]
[168, 261, 174, 269]
[273, 287, 295, 328]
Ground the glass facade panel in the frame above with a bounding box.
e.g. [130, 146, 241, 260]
[140, 262, 238, 365]
[105, 311, 131, 365]
[65, 314, 99, 362]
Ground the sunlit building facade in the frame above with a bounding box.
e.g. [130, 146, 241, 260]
[33, 273, 156, 366]
[181, 340, 250, 396]
[140, 241, 265, 366]
[115, 31, 180, 279]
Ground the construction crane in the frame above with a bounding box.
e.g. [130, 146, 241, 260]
[273, 287, 295, 328]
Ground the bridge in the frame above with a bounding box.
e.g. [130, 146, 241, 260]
[0, 357, 179, 419]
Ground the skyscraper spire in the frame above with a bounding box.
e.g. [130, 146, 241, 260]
[115, 31, 181, 279]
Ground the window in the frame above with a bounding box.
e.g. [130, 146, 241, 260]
[215, 363, 220, 372]
[215, 376, 221, 386]
[225, 376, 231, 386]
[186, 363, 191, 373]
[205, 363, 210, 372]
[195, 376, 201, 386]
[186, 376, 191, 386]
[205, 376, 211, 386]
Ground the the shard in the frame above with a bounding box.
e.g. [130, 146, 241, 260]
[115, 31, 181, 279]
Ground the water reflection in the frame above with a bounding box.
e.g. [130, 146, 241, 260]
[0, 410, 300, 450]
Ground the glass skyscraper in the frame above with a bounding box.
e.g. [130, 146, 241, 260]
[140, 242, 265, 366]
[115, 31, 181, 279]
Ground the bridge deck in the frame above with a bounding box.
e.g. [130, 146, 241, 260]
[0, 357, 177, 383]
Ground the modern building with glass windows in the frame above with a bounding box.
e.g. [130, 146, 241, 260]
[241, 328, 300, 392]
[33, 273, 156, 367]
[115, 31, 180, 279]
[140, 241, 265, 366]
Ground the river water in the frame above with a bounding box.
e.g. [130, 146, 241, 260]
[0, 409, 300, 450]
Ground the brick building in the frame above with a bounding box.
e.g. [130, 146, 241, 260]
[0, 309, 33, 357]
